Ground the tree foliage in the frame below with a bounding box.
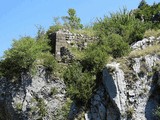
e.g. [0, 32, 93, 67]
[63, 62, 95, 104]
[1, 1, 160, 111]
[0, 36, 57, 80]
[62, 8, 83, 29]
[46, 17, 63, 35]
[104, 34, 130, 58]
[138, 0, 148, 9]
[46, 8, 83, 35]
[134, 1, 160, 29]
[82, 43, 109, 74]
[94, 8, 148, 44]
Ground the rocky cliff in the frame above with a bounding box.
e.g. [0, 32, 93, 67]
[84, 37, 160, 120]
[0, 37, 160, 120]
[103, 55, 160, 120]
[82, 54, 160, 120]
[0, 66, 66, 120]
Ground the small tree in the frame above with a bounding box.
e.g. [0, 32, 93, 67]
[106, 34, 130, 58]
[93, 8, 148, 44]
[46, 17, 63, 35]
[0, 36, 57, 80]
[82, 43, 109, 74]
[63, 62, 95, 104]
[63, 8, 83, 29]
[138, 0, 148, 9]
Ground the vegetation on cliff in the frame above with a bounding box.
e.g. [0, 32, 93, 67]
[0, 0, 160, 118]
[134, 0, 160, 29]
[0, 34, 57, 81]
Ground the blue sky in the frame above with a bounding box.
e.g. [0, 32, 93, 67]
[0, 0, 159, 57]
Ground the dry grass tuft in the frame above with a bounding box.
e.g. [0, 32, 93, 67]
[129, 44, 160, 58]
[144, 29, 160, 38]
[70, 28, 96, 37]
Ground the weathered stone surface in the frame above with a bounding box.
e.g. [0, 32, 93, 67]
[103, 62, 127, 120]
[87, 86, 107, 120]
[131, 36, 160, 50]
[0, 67, 66, 120]
[1, 37, 160, 120]
[100, 54, 160, 120]
[51, 29, 98, 60]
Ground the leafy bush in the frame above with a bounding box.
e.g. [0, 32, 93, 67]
[47, 8, 83, 36]
[63, 62, 96, 104]
[46, 17, 63, 35]
[93, 8, 148, 44]
[37, 98, 47, 117]
[0, 36, 57, 80]
[34, 52, 57, 72]
[62, 8, 83, 30]
[105, 34, 130, 58]
[50, 87, 58, 96]
[82, 43, 109, 74]
[144, 29, 160, 38]
[55, 98, 72, 120]
[138, 0, 148, 8]
[134, 1, 160, 29]
[46, 25, 63, 36]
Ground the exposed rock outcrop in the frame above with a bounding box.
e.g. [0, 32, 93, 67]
[0, 66, 66, 120]
[83, 35, 160, 120]
[0, 37, 160, 120]
[86, 54, 160, 120]
[131, 36, 160, 50]
[103, 62, 127, 120]
[86, 85, 108, 120]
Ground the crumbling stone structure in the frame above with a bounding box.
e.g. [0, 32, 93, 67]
[49, 29, 98, 60]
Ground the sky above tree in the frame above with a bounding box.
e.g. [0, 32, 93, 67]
[0, 0, 159, 57]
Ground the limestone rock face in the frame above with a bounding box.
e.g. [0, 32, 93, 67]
[85, 53, 160, 120]
[86, 86, 108, 120]
[0, 66, 66, 120]
[0, 36, 160, 120]
[103, 62, 127, 120]
[102, 54, 160, 120]
[131, 36, 160, 50]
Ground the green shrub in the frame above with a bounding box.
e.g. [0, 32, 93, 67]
[134, 1, 160, 29]
[63, 63, 96, 104]
[50, 87, 58, 96]
[60, 98, 72, 119]
[93, 8, 148, 44]
[0, 36, 56, 81]
[37, 98, 47, 117]
[82, 43, 109, 74]
[34, 52, 58, 73]
[16, 103, 22, 111]
[62, 8, 83, 30]
[105, 34, 130, 58]
[144, 29, 160, 38]
[126, 107, 134, 118]
[47, 8, 83, 36]
[46, 25, 63, 35]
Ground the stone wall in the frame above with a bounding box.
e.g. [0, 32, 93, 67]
[50, 29, 98, 60]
